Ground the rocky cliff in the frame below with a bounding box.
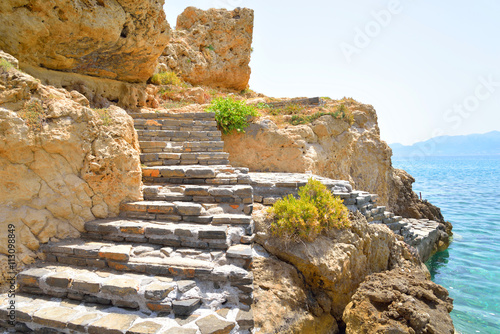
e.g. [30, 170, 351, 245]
[223, 100, 446, 225]
[0, 52, 142, 282]
[252, 209, 454, 333]
[158, 7, 254, 91]
[0, 0, 170, 83]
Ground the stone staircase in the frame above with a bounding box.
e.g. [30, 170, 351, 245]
[0, 112, 254, 334]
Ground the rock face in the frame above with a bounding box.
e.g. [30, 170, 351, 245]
[22, 64, 161, 110]
[0, 0, 170, 83]
[0, 53, 142, 282]
[252, 245, 339, 334]
[252, 206, 444, 331]
[159, 7, 254, 91]
[343, 268, 454, 334]
[223, 102, 445, 223]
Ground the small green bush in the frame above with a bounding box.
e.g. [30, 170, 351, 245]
[206, 97, 259, 134]
[268, 178, 350, 241]
[151, 71, 183, 86]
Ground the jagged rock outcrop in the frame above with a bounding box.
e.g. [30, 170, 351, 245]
[252, 207, 450, 332]
[344, 268, 454, 334]
[224, 102, 446, 224]
[0, 0, 170, 83]
[0, 53, 142, 282]
[159, 7, 254, 91]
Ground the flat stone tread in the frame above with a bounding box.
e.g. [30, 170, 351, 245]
[212, 214, 253, 225]
[44, 239, 217, 266]
[129, 112, 216, 120]
[140, 152, 230, 159]
[85, 218, 228, 236]
[0, 293, 219, 334]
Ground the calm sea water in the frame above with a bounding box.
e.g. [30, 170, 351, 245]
[392, 156, 500, 334]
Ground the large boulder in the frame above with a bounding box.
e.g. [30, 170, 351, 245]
[253, 207, 453, 331]
[254, 208, 425, 321]
[223, 101, 446, 223]
[0, 52, 142, 282]
[159, 7, 254, 91]
[0, 0, 170, 82]
[344, 269, 454, 334]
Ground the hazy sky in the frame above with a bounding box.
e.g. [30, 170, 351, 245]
[164, 1, 500, 145]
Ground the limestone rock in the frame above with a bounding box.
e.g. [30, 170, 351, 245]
[223, 103, 446, 224]
[22, 64, 160, 110]
[0, 53, 142, 283]
[159, 7, 254, 91]
[252, 246, 339, 334]
[254, 209, 422, 320]
[343, 268, 454, 334]
[0, 0, 170, 83]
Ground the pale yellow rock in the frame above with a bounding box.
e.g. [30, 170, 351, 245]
[159, 7, 254, 91]
[0, 53, 142, 282]
[254, 210, 422, 321]
[224, 103, 444, 221]
[0, 0, 170, 82]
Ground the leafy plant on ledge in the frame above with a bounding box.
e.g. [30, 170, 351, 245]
[268, 178, 350, 242]
[205, 97, 259, 135]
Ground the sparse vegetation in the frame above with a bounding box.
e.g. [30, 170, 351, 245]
[206, 97, 259, 134]
[94, 108, 112, 126]
[290, 104, 354, 125]
[268, 178, 350, 242]
[151, 71, 183, 86]
[160, 101, 192, 109]
[0, 58, 14, 72]
[205, 45, 215, 51]
[19, 99, 47, 131]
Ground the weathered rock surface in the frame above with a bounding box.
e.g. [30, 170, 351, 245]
[0, 0, 170, 83]
[224, 102, 446, 224]
[252, 245, 339, 334]
[253, 207, 431, 329]
[159, 7, 254, 91]
[0, 52, 142, 282]
[23, 64, 160, 110]
[343, 268, 454, 334]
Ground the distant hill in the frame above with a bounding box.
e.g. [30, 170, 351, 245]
[390, 131, 500, 157]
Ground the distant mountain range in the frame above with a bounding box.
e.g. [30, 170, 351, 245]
[390, 131, 500, 157]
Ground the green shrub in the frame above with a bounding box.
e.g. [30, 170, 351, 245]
[268, 178, 350, 241]
[151, 71, 183, 86]
[206, 97, 259, 134]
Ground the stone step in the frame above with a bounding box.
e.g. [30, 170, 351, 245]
[16, 265, 205, 316]
[136, 129, 222, 142]
[84, 219, 230, 249]
[129, 112, 217, 121]
[143, 184, 253, 205]
[140, 152, 230, 167]
[139, 140, 225, 154]
[119, 201, 253, 226]
[142, 166, 251, 185]
[41, 240, 254, 281]
[0, 293, 251, 334]
[133, 118, 218, 132]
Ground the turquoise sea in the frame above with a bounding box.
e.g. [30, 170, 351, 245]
[392, 156, 500, 334]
